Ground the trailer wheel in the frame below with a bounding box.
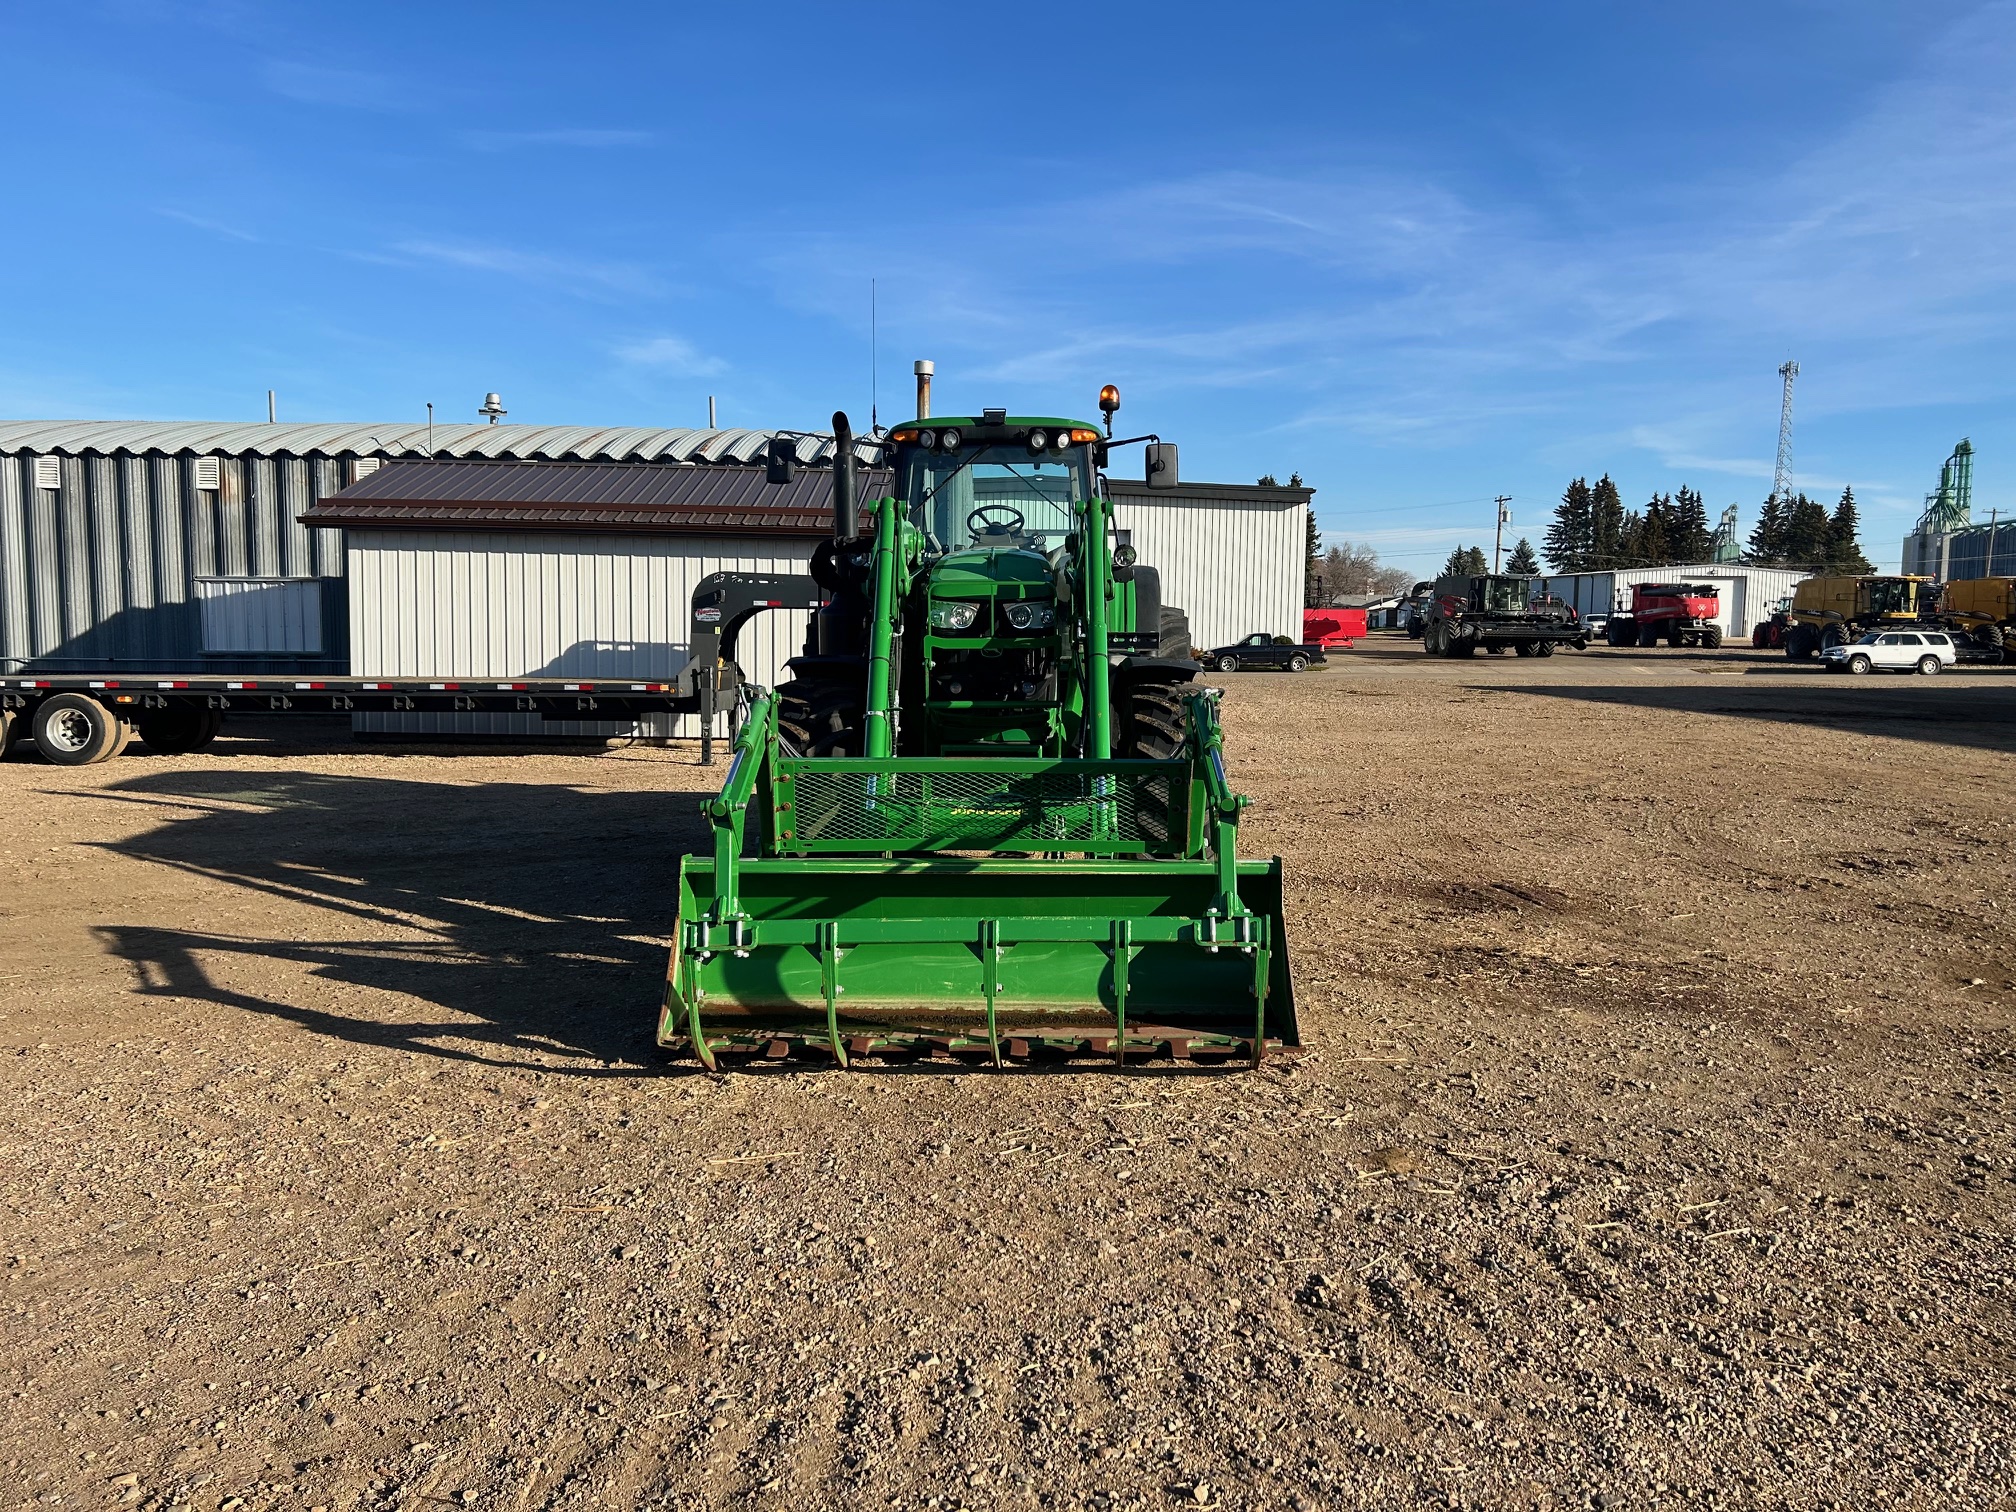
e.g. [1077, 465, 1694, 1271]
[136, 706, 223, 755]
[32, 693, 131, 765]
[0, 708, 13, 756]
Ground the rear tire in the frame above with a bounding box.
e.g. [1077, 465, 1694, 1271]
[1638, 622, 1660, 648]
[1286, 653, 1309, 672]
[1157, 605, 1193, 661]
[774, 677, 864, 757]
[1785, 625, 1817, 661]
[1917, 655, 1941, 676]
[1704, 625, 1724, 649]
[136, 706, 223, 755]
[1847, 654, 1872, 675]
[32, 693, 130, 766]
[1751, 624, 1770, 649]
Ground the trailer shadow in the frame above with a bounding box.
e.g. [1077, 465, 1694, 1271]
[84, 768, 710, 1076]
[1490, 676, 2016, 756]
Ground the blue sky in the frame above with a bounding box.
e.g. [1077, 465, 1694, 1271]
[4, 1, 2014, 573]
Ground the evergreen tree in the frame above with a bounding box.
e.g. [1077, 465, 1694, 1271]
[1303, 504, 1323, 607]
[1783, 493, 1832, 567]
[1631, 493, 1670, 566]
[1506, 537, 1540, 575]
[1546, 478, 1594, 572]
[1747, 494, 1789, 565]
[1668, 486, 1713, 563]
[1827, 486, 1873, 573]
[1589, 475, 1628, 569]
[1441, 545, 1488, 576]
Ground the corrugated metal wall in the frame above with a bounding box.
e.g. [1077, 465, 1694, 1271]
[346, 529, 816, 739]
[0, 449, 346, 672]
[1110, 492, 1304, 651]
[1906, 522, 2016, 581]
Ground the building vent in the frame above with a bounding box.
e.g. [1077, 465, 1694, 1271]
[33, 456, 61, 490]
[350, 457, 383, 483]
[194, 456, 222, 491]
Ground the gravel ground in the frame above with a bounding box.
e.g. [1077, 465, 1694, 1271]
[3, 640, 2013, 1511]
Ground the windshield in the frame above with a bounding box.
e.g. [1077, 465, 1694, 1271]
[899, 445, 1094, 552]
[1866, 580, 1920, 615]
[1480, 578, 1533, 613]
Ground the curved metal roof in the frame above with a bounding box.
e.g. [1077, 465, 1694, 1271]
[0, 420, 869, 465]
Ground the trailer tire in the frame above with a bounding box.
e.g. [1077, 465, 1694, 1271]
[0, 708, 12, 756]
[1514, 641, 1538, 657]
[1536, 639, 1556, 657]
[137, 706, 223, 755]
[32, 693, 130, 766]
[1973, 623, 2003, 657]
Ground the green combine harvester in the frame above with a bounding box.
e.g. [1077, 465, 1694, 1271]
[661, 389, 1296, 1067]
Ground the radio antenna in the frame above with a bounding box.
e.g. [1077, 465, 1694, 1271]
[870, 278, 879, 433]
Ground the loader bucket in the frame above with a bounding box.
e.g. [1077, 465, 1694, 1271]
[661, 854, 1295, 1064]
[661, 689, 1296, 1067]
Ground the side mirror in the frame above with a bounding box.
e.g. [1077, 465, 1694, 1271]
[765, 437, 796, 485]
[1144, 442, 1178, 490]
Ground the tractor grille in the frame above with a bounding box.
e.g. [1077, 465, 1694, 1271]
[775, 761, 1181, 854]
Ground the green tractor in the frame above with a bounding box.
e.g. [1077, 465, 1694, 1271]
[663, 392, 1297, 1068]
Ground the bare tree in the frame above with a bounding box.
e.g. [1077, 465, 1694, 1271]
[1312, 540, 1413, 602]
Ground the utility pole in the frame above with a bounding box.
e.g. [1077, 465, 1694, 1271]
[1492, 496, 1512, 572]
[1988, 506, 2001, 577]
[1772, 360, 1799, 504]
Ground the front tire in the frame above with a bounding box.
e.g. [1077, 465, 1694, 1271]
[1847, 654, 1872, 675]
[1786, 625, 1817, 661]
[32, 693, 130, 766]
[1120, 678, 1191, 760]
[1917, 655, 1941, 676]
[1703, 625, 1724, 649]
[775, 677, 864, 757]
[1638, 622, 1660, 648]
[1216, 654, 1240, 673]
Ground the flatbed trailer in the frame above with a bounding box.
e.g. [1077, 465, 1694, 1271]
[0, 674, 699, 766]
[0, 569, 824, 766]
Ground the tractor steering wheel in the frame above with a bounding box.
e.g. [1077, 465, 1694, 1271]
[966, 503, 1026, 539]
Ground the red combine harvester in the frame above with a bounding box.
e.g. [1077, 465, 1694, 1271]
[1303, 607, 1367, 649]
[1604, 581, 1725, 649]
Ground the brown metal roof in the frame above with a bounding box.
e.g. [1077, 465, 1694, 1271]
[300, 458, 893, 536]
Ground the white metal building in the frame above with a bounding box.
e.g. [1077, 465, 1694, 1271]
[1534, 563, 1807, 638]
[1109, 479, 1309, 650]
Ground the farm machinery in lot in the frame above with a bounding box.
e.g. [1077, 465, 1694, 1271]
[1604, 582, 1724, 649]
[662, 396, 1297, 1068]
[1421, 573, 1587, 657]
[1777, 574, 2011, 663]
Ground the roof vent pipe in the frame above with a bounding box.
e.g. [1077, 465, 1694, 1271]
[914, 359, 933, 419]
[479, 392, 507, 425]
[831, 411, 857, 539]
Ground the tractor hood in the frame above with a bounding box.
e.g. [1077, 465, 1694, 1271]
[929, 546, 1055, 598]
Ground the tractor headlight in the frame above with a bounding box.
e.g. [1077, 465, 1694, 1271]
[1052, 430, 1073, 451]
[1026, 428, 1049, 452]
[930, 600, 980, 631]
[1003, 601, 1054, 631]
[915, 429, 937, 450]
[1112, 543, 1138, 569]
[938, 428, 961, 450]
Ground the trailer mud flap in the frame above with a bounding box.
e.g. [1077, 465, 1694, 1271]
[661, 856, 1296, 1065]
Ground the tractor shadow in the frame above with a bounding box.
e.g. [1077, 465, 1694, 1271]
[1493, 674, 2016, 756]
[84, 767, 709, 1075]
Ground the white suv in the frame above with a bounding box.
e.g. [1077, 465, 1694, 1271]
[1819, 629, 1958, 676]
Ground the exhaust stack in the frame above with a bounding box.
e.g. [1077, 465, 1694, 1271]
[831, 411, 857, 539]
[914, 359, 933, 419]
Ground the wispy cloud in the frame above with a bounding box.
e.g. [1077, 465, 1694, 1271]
[158, 208, 260, 243]
[391, 239, 662, 298]
[615, 335, 725, 377]
[260, 59, 405, 111]
[459, 128, 653, 151]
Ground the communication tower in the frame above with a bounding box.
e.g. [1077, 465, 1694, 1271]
[1771, 360, 1798, 503]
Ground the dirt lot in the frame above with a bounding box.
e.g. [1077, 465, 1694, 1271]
[3, 639, 2013, 1511]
